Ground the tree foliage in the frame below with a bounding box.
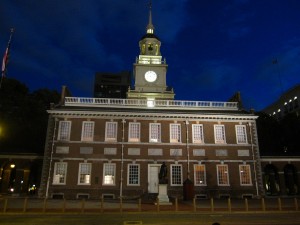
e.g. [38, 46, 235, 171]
[0, 78, 60, 153]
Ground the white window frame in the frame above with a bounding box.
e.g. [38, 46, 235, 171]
[171, 164, 182, 186]
[105, 122, 118, 142]
[57, 121, 71, 141]
[149, 123, 161, 143]
[217, 164, 229, 186]
[194, 164, 206, 186]
[127, 164, 140, 186]
[128, 122, 140, 142]
[239, 164, 252, 186]
[235, 125, 248, 144]
[170, 123, 181, 143]
[81, 121, 94, 142]
[103, 163, 116, 186]
[53, 162, 67, 185]
[78, 163, 92, 185]
[192, 124, 204, 143]
[214, 125, 226, 144]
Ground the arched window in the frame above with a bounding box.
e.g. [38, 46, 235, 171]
[264, 164, 280, 195]
[284, 164, 298, 195]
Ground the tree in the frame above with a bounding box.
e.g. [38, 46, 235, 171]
[0, 78, 60, 153]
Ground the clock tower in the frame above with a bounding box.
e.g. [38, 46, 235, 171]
[127, 3, 175, 100]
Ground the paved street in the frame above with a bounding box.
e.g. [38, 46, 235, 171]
[0, 212, 300, 225]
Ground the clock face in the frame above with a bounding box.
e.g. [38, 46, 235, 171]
[145, 71, 157, 82]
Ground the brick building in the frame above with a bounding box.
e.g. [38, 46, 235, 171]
[38, 5, 264, 200]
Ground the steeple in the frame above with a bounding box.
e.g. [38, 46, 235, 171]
[146, 1, 154, 34]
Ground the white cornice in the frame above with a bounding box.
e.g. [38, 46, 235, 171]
[48, 110, 257, 121]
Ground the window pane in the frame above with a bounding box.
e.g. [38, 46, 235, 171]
[78, 163, 91, 184]
[149, 123, 161, 142]
[214, 125, 226, 143]
[236, 125, 247, 144]
[58, 121, 71, 141]
[129, 123, 140, 142]
[103, 163, 116, 185]
[170, 124, 181, 143]
[171, 165, 182, 185]
[217, 165, 229, 186]
[53, 162, 67, 184]
[192, 124, 204, 143]
[128, 164, 139, 185]
[240, 165, 252, 185]
[105, 122, 117, 141]
[194, 165, 206, 186]
[81, 122, 94, 141]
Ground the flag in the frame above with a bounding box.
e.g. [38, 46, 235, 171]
[2, 46, 9, 77]
[1, 28, 14, 78]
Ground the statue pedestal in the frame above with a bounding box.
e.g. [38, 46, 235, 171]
[156, 184, 172, 205]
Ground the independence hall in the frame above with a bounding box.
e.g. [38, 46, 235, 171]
[36, 6, 266, 200]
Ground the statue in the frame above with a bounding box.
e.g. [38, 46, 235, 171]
[159, 162, 168, 184]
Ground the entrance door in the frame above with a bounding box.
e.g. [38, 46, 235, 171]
[148, 164, 160, 193]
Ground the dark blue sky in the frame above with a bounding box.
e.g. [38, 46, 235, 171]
[1, 0, 300, 111]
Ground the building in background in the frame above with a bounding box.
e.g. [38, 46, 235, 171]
[94, 71, 131, 99]
[263, 84, 300, 119]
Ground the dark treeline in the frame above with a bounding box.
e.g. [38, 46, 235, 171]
[0, 78, 60, 154]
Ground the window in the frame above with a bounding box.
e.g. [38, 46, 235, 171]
[53, 162, 67, 185]
[170, 124, 181, 143]
[57, 121, 71, 141]
[128, 164, 140, 185]
[78, 163, 91, 185]
[103, 163, 116, 185]
[217, 164, 229, 186]
[171, 164, 182, 186]
[236, 125, 247, 144]
[149, 123, 161, 142]
[239, 164, 252, 185]
[194, 164, 206, 186]
[105, 122, 117, 142]
[129, 122, 140, 142]
[214, 125, 226, 144]
[192, 124, 204, 143]
[81, 121, 94, 141]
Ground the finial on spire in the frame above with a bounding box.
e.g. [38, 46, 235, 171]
[146, 0, 154, 34]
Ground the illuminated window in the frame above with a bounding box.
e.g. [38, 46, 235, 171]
[58, 121, 71, 141]
[149, 123, 161, 142]
[53, 162, 67, 185]
[217, 164, 229, 186]
[235, 125, 247, 144]
[103, 163, 116, 185]
[81, 121, 94, 141]
[192, 124, 204, 143]
[128, 164, 140, 185]
[239, 164, 252, 185]
[128, 122, 140, 142]
[78, 163, 91, 185]
[171, 164, 182, 186]
[194, 164, 206, 186]
[214, 125, 226, 144]
[105, 122, 118, 142]
[170, 123, 181, 143]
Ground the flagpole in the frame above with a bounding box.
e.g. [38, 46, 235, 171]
[0, 28, 14, 90]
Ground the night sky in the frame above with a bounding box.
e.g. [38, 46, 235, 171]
[1, 0, 300, 111]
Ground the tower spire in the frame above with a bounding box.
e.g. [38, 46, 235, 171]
[146, 1, 154, 34]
